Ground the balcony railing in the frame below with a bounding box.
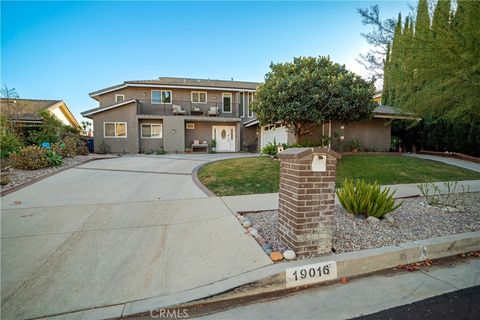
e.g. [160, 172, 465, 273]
[136, 99, 244, 118]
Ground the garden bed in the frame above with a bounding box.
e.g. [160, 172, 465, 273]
[0, 154, 114, 193]
[240, 192, 480, 260]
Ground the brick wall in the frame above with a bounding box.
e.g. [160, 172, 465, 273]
[277, 148, 340, 256]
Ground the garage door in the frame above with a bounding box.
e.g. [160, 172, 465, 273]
[261, 124, 289, 149]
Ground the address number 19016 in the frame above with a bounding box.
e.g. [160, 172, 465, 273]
[286, 261, 337, 287]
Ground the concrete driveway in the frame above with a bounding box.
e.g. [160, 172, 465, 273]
[1, 154, 271, 319]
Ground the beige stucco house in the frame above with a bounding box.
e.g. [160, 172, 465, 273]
[0, 98, 81, 129]
[82, 77, 405, 154]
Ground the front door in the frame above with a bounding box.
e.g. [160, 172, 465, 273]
[212, 126, 235, 152]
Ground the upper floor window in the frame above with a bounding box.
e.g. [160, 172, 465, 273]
[151, 90, 172, 104]
[239, 92, 244, 117]
[222, 93, 232, 113]
[115, 94, 125, 103]
[191, 91, 207, 104]
[104, 122, 127, 138]
[248, 92, 254, 117]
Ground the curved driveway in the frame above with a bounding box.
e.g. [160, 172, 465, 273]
[1, 154, 271, 319]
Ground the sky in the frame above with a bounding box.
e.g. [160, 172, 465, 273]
[1, 0, 412, 123]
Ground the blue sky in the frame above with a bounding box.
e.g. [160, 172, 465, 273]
[1, 1, 411, 122]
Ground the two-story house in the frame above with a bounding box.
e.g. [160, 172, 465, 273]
[82, 77, 260, 153]
[83, 77, 409, 154]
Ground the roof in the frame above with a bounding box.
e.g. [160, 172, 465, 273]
[373, 105, 416, 120]
[0, 98, 61, 118]
[81, 99, 136, 118]
[0, 98, 81, 128]
[89, 77, 260, 98]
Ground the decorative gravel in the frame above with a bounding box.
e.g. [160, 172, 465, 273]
[242, 192, 480, 255]
[1, 155, 95, 192]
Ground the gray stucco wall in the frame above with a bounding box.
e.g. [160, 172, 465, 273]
[286, 119, 391, 151]
[139, 119, 164, 152]
[340, 118, 391, 151]
[92, 102, 139, 154]
[162, 116, 185, 153]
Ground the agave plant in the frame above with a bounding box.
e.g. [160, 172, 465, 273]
[336, 178, 403, 218]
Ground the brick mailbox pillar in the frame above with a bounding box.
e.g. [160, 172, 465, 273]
[277, 147, 341, 256]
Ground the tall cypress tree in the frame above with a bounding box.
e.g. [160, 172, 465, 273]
[381, 41, 391, 105]
[388, 13, 403, 107]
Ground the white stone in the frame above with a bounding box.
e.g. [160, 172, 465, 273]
[249, 228, 258, 237]
[243, 220, 252, 228]
[384, 213, 395, 224]
[366, 216, 380, 224]
[283, 250, 296, 260]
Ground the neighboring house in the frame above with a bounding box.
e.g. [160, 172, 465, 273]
[82, 77, 260, 153]
[82, 77, 407, 154]
[0, 98, 81, 129]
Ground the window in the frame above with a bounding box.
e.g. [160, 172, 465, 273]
[248, 92, 254, 117]
[239, 92, 244, 117]
[115, 94, 125, 102]
[151, 90, 172, 104]
[141, 124, 162, 138]
[191, 91, 207, 103]
[104, 122, 127, 138]
[222, 93, 232, 113]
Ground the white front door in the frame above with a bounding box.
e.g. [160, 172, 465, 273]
[212, 126, 235, 152]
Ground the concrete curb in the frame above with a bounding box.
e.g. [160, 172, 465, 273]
[33, 231, 480, 319]
[0, 155, 118, 197]
[118, 231, 480, 318]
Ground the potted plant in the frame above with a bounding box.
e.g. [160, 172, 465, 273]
[210, 139, 217, 152]
[350, 138, 362, 153]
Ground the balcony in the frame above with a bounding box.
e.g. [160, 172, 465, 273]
[136, 99, 242, 118]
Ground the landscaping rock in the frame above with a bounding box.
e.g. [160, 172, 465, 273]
[270, 251, 283, 261]
[384, 213, 395, 224]
[262, 243, 273, 254]
[242, 220, 252, 228]
[283, 250, 296, 260]
[366, 216, 380, 224]
[249, 227, 259, 237]
[355, 214, 366, 220]
[457, 206, 465, 213]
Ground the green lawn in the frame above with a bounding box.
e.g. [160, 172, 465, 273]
[197, 155, 480, 196]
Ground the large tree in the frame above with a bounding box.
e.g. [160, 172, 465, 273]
[250, 56, 376, 138]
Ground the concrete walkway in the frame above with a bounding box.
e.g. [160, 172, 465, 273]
[403, 153, 480, 173]
[1, 154, 271, 319]
[221, 179, 480, 212]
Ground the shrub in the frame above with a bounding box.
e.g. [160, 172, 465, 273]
[336, 178, 402, 218]
[349, 138, 362, 151]
[98, 141, 110, 154]
[10, 146, 51, 170]
[1, 175, 11, 186]
[261, 141, 279, 157]
[155, 148, 167, 155]
[45, 150, 63, 166]
[0, 131, 23, 158]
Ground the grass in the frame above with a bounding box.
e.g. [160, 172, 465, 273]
[197, 157, 280, 196]
[197, 155, 480, 196]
